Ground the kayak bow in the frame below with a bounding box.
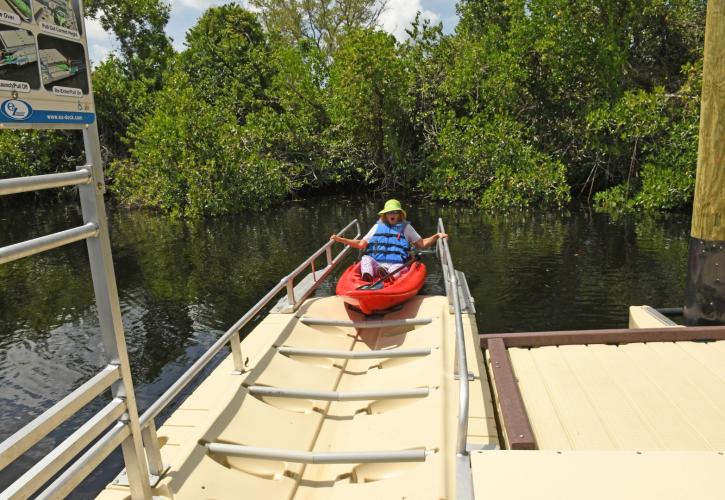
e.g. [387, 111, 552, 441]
[335, 261, 427, 315]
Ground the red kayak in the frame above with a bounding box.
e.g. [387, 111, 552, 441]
[335, 261, 427, 315]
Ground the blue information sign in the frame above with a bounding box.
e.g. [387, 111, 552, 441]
[0, 98, 95, 124]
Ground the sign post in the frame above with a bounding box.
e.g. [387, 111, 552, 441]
[0, 1, 153, 497]
[684, 0, 725, 326]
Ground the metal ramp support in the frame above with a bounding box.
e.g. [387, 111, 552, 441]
[205, 443, 429, 464]
[248, 386, 430, 401]
[278, 346, 431, 359]
[299, 317, 432, 328]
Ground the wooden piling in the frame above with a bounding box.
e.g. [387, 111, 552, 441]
[684, 0, 725, 325]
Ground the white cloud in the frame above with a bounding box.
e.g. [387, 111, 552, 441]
[85, 15, 118, 65]
[379, 0, 439, 41]
[172, 0, 247, 10]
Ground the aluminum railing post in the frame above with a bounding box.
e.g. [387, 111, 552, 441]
[286, 278, 296, 309]
[141, 421, 165, 477]
[326, 245, 333, 268]
[79, 125, 152, 499]
[230, 330, 244, 373]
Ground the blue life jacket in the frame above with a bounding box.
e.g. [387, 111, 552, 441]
[365, 221, 411, 264]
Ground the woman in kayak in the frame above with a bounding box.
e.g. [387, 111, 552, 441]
[330, 199, 447, 281]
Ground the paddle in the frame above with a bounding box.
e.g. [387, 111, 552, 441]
[357, 252, 425, 290]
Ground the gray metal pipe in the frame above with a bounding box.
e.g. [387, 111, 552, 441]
[0, 222, 98, 265]
[4, 399, 126, 500]
[248, 385, 429, 401]
[300, 317, 432, 328]
[36, 421, 130, 500]
[0, 167, 91, 196]
[205, 443, 427, 464]
[438, 218, 470, 457]
[0, 364, 120, 469]
[657, 307, 684, 317]
[278, 346, 431, 359]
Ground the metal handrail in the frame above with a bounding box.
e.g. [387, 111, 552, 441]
[205, 443, 428, 464]
[37, 421, 131, 500]
[0, 222, 99, 265]
[3, 398, 126, 499]
[0, 167, 91, 196]
[0, 364, 120, 469]
[1, 131, 152, 497]
[247, 386, 430, 401]
[436, 218, 470, 456]
[138, 220, 360, 429]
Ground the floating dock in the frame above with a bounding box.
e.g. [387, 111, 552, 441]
[98, 294, 497, 499]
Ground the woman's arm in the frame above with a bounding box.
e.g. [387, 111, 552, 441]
[330, 234, 369, 250]
[413, 232, 448, 249]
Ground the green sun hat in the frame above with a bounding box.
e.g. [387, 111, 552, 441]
[378, 199, 407, 219]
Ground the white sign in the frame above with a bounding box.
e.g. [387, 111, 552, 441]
[40, 22, 80, 40]
[52, 86, 83, 97]
[0, 11, 21, 25]
[0, 80, 30, 93]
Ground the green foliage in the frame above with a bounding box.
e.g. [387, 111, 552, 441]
[328, 29, 414, 191]
[109, 70, 288, 217]
[423, 114, 570, 208]
[244, 41, 335, 190]
[0, 130, 83, 203]
[249, 0, 386, 54]
[4, 0, 705, 216]
[93, 56, 157, 159]
[590, 59, 701, 211]
[593, 183, 637, 212]
[182, 5, 272, 123]
[0, 130, 69, 179]
[84, 0, 173, 78]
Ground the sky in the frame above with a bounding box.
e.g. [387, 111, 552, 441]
[85, 0, 460, 64]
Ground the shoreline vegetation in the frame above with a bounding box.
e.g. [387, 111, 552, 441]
[0, 1, 705, 217]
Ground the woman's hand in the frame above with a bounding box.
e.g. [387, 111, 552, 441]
[437, 232, 448, 240]
[330, 234, 339, 243]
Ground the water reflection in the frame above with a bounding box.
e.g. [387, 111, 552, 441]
[0, 197, 690, 495]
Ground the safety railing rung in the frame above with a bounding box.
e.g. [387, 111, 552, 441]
[300, 317, 432, 328]
[0, 364, 120, 469]
[437, 218, 470, 461]
[0, 167, 91, 196]
[205, 443, 429, 464]
[36, 421, 130, 500]
[278, 346, 431, 359]
[3, 398, 126, 500]
[0, 222, 99, 265]
[248, 385, 429, 401]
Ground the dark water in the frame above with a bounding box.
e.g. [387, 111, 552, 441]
[0, 196, 691, 495]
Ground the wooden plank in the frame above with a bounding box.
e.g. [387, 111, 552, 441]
[486, 338, 536, 450]
[692, 0, 725, 241]
[480, 325, 725, 349]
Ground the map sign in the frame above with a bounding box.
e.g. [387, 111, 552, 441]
[0, 0, 93, 127]
[0, 26, 40, 91]
[0, 0, 32, 25]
